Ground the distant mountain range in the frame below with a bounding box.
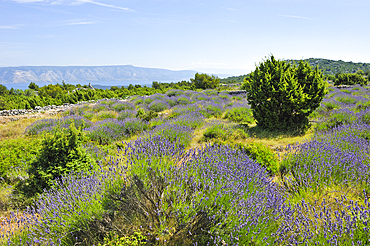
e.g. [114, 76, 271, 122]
[0, 65, 198, 84]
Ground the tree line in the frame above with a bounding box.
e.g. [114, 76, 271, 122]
[0, 73, 220, 110]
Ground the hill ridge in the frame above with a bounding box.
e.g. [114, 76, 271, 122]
[0, 65, 197, 84]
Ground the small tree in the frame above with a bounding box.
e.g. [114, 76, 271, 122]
[243, 55, 327, 132]
[28, 82, 39, 91]
[0, 84, 9, 96]
[191, 73, 220, 89]
[25, 121, 95, 196]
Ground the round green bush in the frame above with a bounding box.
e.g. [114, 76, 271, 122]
[243, 55, 327, 132]
[24, 121, 95, 196]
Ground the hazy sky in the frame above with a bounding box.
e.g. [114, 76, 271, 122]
[1, 0, 369, 75]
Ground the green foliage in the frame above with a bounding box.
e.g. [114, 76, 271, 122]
[203, 124, 228, 141]
[23, 121, 95, 196]
[99, 231, 147, 246]
[147, 101, 169, 112]
[0, 137, 41, 183]
[0, 84, 9, 96]
[334, 73, 368, 86]
[97, 110, 117, 120]
[335, 95, 357, 104]
[38, 84, 64, 98]
[315, 110, 357, 132]
[200, 104, 223, 118]
[190, 73, 220, 89]
[223, 107, 254, 124]
[236, 142, 279, 174]
[287, 58, 370, 75]
[324, 74, 336, 81]
[136, 108, 158, 122]
[220, 74, 249, 84]
[244, 55, 328, 132]
[28, 82, 40, 91]
[322, 101, 340, 111]
[202, 123, 248, 143]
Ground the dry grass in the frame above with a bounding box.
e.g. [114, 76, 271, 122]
[0, 184, 12, 212]
[0, 114, 61, 140]
[246, 123, 314, 149]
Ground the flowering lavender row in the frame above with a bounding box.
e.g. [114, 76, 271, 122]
[274, 192, 370, 245]
[143, 123, 194, 148]
[172, 143, 285, 245]
[1, 170, 106, 245]
[103, 135, 283, 245]
[84, 118, 148, 144]
[4, 127, 370, 245]
[25, 115, 93, 135]
[282, 123, 370, 193]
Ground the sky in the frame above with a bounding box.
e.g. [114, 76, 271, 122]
[1, 0, 370, 76]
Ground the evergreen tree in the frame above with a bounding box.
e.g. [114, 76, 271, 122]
[243, 55, 327, 133]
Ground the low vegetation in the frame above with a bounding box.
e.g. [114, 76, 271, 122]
[1, 56, 370, 245]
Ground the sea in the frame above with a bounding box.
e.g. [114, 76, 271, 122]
[0, 80, 173, 91]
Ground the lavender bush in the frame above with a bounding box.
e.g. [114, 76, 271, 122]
[111, 101, 135, 112]
[25, 118, 59, 135]
[144, 123, 194, 148]
[281, 123, 370, 194]
[85, 118, 148, 145]
[116, 109, 137, 120]
[25, 116, 92, 136]
[170, 112, 205, 129]
[147, 100, 170, 112]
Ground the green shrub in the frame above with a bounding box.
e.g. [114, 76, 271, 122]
[83, 112, 94, 120]
[149, 118, 165, 128]
[243, 55, 327, 132]
[0, 137, 41, 183]
[136, 108, 158, 122]
[23, 121, 95, 196]
[202, 124, 228, 141]
[223, 107, 254, 124]
[236, 142, 279, 174]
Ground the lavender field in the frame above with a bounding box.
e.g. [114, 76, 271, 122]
[1, 85, 370, 245]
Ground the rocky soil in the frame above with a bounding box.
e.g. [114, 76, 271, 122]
[0, 102, 91, 124]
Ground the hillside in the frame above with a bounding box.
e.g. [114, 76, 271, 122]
[0, 65, 197, 84]
[286, 58, 370, 75]
[220, 58, 370, 84]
